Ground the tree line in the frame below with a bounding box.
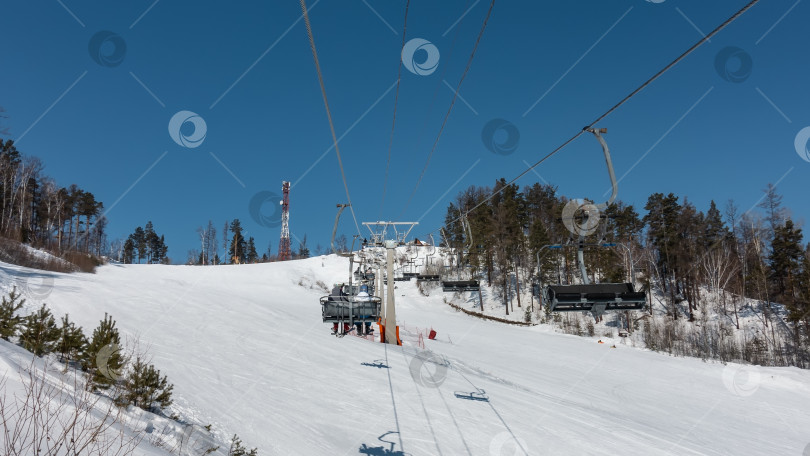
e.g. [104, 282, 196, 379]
[121, 221, 169, 264]
[187, 218, 311, 265]
[0, 139, 106, 255]
[442, 179, 809, 361]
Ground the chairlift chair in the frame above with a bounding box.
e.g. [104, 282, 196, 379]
[324, 204, 383, 335]
[320, 284, 382, 328]
[417, 236, 442, 282]
[440, 216, 480, 293]
[539, 128, 646, 319]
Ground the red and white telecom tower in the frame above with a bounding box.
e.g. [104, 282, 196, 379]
[278, 181, 292, 261]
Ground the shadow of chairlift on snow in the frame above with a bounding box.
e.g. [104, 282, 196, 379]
[361, 359, 390, 369]
[454, 389, 489, 402]
[358, 431, 408, 456]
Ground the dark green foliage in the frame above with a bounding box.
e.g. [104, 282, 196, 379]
[0, 140, 105, 255]
[441, 176, 810, 366]
[296, 235, 309, 259]
[246, 236, 258, 263]
[793, 247, 810, 332]
[19, 304, 60, 356]
[0, 286, 25, 340]
[229, 219, 246, 263]
[131, 226, 146, 263]
[228, 434, 258, 456]
[83, 313, 124, 389]
[703, 200, 728, 248]
[125, 222, 168, 264]
[123, 238, 135, 263]
[769, 219, 804, 304]
[643, 192, 681, 272]
[120, 357, 174, 411]
[57, 313, 87, 364]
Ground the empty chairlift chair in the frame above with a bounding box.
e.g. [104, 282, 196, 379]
[417, 274, 441, 283]
[441, 279, 480, 292]
[541, 127, 646, 319]
[545, 283, 646, 317]
[417, 238, 442, 283]
[441, 216, 481, 293]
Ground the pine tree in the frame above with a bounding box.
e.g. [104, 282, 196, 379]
[121, 357, 174, 411]
[228, 434, 258, 456]
[793, 245, 810, 325]
[297, 235, 310, 259]
[157, 234, 168, 263]
[20, 304, 61, 356]
[145, 221, 158, 263]
[131, 226, 146, 263]
[57, 313, 87, 365]
[123, 238, 135, 264]
[246, 237, 258, 263]
[703, 200, 728, 248]
[0, 287, 25, 341]
[83, 313, 124, 389]
[769, 219, 803, 300]
[228, 219, 246, 264]
[758, 183, 787, 238]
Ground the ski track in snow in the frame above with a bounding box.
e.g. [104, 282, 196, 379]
[0, 253, 808, 455]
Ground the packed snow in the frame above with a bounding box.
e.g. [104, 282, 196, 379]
[1, 253, 809, 455]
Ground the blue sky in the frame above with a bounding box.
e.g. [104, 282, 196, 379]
[1, 0, 808, 262]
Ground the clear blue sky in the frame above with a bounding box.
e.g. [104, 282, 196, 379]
[1, 0, 808, 262]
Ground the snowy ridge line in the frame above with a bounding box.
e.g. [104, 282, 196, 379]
[444, 299, 534, 326]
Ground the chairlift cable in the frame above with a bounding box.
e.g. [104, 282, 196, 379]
[299, 0, 363, 236]
[391, 0, 470, 215]
[399, 0, 496, 218]
[378, 0, 411, 220]
[435, 0, 761, 237]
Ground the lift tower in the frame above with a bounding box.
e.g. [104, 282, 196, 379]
[362, 221, 418, 345]
[279, 181, 292, 261]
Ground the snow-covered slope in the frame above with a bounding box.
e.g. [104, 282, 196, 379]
[1, 256, 809, 455]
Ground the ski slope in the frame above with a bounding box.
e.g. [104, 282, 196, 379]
[1, 255, 809, 455]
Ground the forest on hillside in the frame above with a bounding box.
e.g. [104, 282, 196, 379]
[0, 139, 105, 271]
[442, 178, 809, 366]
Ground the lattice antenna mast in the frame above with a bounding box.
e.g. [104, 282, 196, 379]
[279, 181, 292, 261]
